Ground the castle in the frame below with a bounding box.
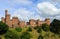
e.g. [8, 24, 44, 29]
[1, 10, 50, 28]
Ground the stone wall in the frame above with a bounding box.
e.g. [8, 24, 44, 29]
[12, 17, 19, 28]
[29, 19, 37, 27]
[19, 21, 26, 28]
[1, 10, 50, 28]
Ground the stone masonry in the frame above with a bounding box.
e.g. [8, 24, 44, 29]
[1, 10, 50, 28]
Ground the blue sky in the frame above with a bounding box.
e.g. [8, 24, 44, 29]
[0, 0, 60, 21]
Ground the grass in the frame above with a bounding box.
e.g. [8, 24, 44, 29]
[1, 26, 60, 39]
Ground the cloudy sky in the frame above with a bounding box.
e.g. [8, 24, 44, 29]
[0, 0, 60, 21]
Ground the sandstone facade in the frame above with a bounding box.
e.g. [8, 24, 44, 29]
[1, 10, 50, 28]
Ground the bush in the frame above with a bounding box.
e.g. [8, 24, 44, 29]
[15, 27, 22, 32]
[0, 21, 9, 35]
[5, 30, 19, 39]
[42, 23, 50, 32]
[36, 26, 42, 33]
[50, 19, 60, 34]
[27, 27, 32, 32]
[20, 32, 32, 39]
[44, 33, 49, 38]
[38, 35, 44, 39]
[34, 26, 39, 30]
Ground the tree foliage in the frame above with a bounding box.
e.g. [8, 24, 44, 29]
[27, 27, 32, 32]
[34, 26, 40, 30]
[5, 30, 19, 39]
[42, 23, 50, 32]
[20, 32, 32, 39]
[38, 35, 44, 39]
[0, 21, 9, 35]
[50, 19, 60, 34]
[36, 26, 42, 33]
[15, 27, 22, 32]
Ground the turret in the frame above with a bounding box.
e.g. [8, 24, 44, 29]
[37, 19, 41, 26]
[45, 18, 50, 25]
[5, 10, 11, 27]
[1, 17, 5, 23]
[29, 19, 37, 27]
[5, 10, 8, 17]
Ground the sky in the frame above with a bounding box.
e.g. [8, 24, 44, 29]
[0, 0, 60, 22]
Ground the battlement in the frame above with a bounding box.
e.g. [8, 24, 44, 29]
[45, 18, 50, 21]
[1, 10, 50, 28]
[12, 17, 18, 19]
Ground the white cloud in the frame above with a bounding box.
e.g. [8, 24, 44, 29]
[30, 15, 45, 21]
[37, 2, 60, 16]
[36, 2, 60, 21]
[12, 8, 35, 21]
[48, 0, 60, 4]
[7, 0, 32, 5]
[11, 8, 45, 22]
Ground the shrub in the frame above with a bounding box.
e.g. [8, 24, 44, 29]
[15, 27, 22, 32]
[27, 27, 32, 32]
[20, 32, 32, 39]
[44, 33, 49, 38]
[37, 26, 42, 33]
[50, 19, 60, 34]
[38, 35, 44, 39]
[5, 30, 19, 39]
[42, 23, 50, 32]
[0, 21, 9, 35]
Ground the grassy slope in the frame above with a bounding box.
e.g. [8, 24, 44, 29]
[2, 27, 60, 39]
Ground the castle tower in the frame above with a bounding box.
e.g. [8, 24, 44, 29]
[45, 18, 50, 25]
[29, 19, 37, 27]
[5, 10, 8, 17]
[5, 10, 11, 27]
[12, 17, 19, 28]
[5, 10, 10, 19]
[1, 17, 5, 23]
[37, 19, 41, 26]
[19, 21, 26, 28]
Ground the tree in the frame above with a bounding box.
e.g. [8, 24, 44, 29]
[15, 27, 22, 32]
[50, 19, 60, 34]
[0, 21, 9, 35]
[5, 30, 19, 39]
[27, 27, 32, 32]
[42, 23, 50, 32]
[20, 32, 32, 39]
[34, 26, 40, 30]
[38, 35, 44, 39]
[36, 26, 42, 33]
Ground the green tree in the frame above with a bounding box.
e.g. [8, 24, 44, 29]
[38, 35, 44, 39]
[42, 23, 50, 32]
[15, 27, 22, 32]
[27, 27, 32, 32]
[50, 19, 60, 34]
[20, 32, 32, 39]
[5, 30, 19, 39]
[0, 21, 9, 35]
[34, 26, 40, 30]
[37, 26, 42, 33]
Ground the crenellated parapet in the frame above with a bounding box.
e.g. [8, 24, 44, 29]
[1, 10, 51, 28]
